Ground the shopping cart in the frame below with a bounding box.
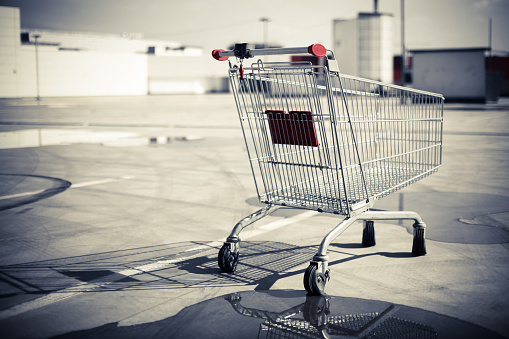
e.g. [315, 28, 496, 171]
[212, 43, 443, 295]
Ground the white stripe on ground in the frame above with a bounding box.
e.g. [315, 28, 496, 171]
[70, 176, 134, 188]
[0, 176, 134, 200]
[182, 210, 316, 253]
[0, 209, 316, 319]
[0, 189, 46, 200]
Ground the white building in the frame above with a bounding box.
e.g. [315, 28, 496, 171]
[0, 6, 226, 98]
[411, 48, 490, 102]
[333, 12, 393, 83]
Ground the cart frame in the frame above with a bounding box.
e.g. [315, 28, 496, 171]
[213, 43, 444, 295]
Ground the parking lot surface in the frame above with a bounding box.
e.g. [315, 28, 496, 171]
[0, 95, 508, 338]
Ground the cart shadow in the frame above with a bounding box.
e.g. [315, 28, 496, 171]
[0, 241, 222, 302]
[0, 241, 319, 305]
[331, 243, 415, 258]
[251, 248, 415, 291]
[0, 239, 417, 314]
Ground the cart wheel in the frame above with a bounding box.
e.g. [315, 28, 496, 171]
[412, 226, 427, 256]
[362, 220, 376, 247]
[218, 244, 239, 273]
[304, 264, 329, 295]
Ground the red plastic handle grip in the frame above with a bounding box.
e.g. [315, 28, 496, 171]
[308, 44, 326, 57]
[212, 49, 229, 61]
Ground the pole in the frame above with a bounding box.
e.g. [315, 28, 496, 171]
[400, 0, 405, 86]
[488, 18, 492, 71]
[34, 34, 41, 101]
[259, 18, 270, 48]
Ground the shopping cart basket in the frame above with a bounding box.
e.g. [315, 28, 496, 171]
[212, 43, 444, 295]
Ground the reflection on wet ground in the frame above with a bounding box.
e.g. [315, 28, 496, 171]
[51, 290, 503, 339]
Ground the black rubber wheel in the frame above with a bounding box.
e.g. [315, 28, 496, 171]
[412, 227, 427, 256]
[304, 264, 328, 295]
[362, 220, 376, 247]
[218, 244, 239, 273]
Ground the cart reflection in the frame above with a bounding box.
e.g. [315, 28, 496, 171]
[225, 293, 437, 339]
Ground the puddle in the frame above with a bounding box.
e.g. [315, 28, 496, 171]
[51, 290, 505, 338]
[0, 129, 139, 149]
[0, 129, 204, 149]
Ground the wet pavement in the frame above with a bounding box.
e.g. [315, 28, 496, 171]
[0, 95, 508, 338]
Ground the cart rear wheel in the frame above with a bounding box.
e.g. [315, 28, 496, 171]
[304, 264, 328, 295]
[412, 226, 427, 256]
[218, 244, 239, 273]
[362, 220, 376, 247]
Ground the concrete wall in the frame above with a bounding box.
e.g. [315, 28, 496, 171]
[0, 6, 21, 98]
[17, 46, 148, 97]
[358, 14, 393, 83]
[412, 50, 486, 101]
[148, 54, 228, 95]
[333, 13, 393, 83]
[0, 6, 227, 98]
[0, 6, 149, 98]
[379, 15, 393, 83]
[333, 19, 359, 76]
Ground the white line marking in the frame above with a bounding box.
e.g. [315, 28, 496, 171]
[0, 176, 134, 201]
[70, 176, 134, 188]
[241, 211, 316, 239]
[0, 189, 46, 200]
[0, 209, 316, 319]
[182, 211, 316, 253]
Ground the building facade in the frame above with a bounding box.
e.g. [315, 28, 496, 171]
[0, 6, 227, 98]
[333, 12, 393, 83]
[411, 48, 489, 102]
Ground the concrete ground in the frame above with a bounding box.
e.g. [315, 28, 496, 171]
[0, 94, 508, 338]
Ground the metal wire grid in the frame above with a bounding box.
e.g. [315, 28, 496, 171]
[258, 314, 438, 338]
[259, 318, 320, 338]
[229, 62, 443, 215]
[231, 65, 345, 213]
[332, 74, 443, 201]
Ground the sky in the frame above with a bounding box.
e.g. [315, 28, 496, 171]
[1, 0, 508, 54]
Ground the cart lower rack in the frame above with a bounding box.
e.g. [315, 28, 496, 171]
[212, 43, 443, 295]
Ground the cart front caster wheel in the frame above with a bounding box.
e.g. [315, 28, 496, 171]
[362, 220, 376, 247]
[218, 244, 239, 273]
[304, 264, 329, 295]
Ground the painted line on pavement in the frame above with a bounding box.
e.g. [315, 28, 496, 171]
[183, 210, 316, 253]
[0, 189, 46, 200]
[0, 176, 134, 201]
[70, 176, 134, 188]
